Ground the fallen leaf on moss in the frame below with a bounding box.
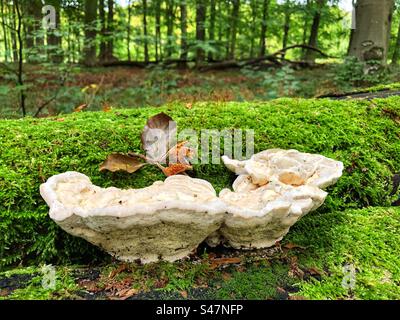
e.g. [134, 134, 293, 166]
[180, 290, 188, 299]
[162, 163, 193, 176]
[288, 256, 305, 279]
[284, 243, 306, 250]
[108, 264, 128, 279]
[100, 153, 146, 173]
[141, 112, 176, 161]
[209, 257, 242, 269]
[74, 104, 87, 112]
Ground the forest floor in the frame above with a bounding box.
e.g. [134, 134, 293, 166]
[1, 63, 400, 118]
[1, 207, 399, 300]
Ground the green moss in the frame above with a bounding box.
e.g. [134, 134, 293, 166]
[358, 82, 400, 93]
[287, 206, 400, 300]
[1, 98, 400, 267]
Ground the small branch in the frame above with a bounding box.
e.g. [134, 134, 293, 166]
[34, 74, 68, 117]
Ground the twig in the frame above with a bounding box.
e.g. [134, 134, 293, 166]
[34, 74, 68, 117]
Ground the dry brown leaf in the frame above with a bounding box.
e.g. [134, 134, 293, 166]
[102, 104, 112, 112]
[306, 267, 323, 276]
[210, 257, 242, 269]
[74, 104, 88, 112]
[0, 289, 10, 297]
[162, 163, 193, 176]
[284, 243, 306, 250]
[168, 141, 195, 165]
[100, 153, 146, 174]
[55, 118, 65, 122]
[288, 295, 307, 300]
[221, 272, 232, 281]
[108, 264, 128, 279]
[185, 102, 193, 109]
[114, 288, 138, 300]
[78, 280, 102, 293]
[180, 290, 188, 299]
[141, 112, 176, 161]
[288, 256, 305, 279]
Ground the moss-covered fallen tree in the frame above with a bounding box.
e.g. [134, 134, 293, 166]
[1, 98, 399, 268]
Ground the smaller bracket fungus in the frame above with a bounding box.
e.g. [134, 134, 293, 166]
[222, 149, 344, 190]
[214, 149, 344, 249]
[40, 172, 225, 263]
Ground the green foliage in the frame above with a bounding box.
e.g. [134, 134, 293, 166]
[0, 98, 399, 268]
[289, 207, 400, 300]
[334, 57, 390, 91]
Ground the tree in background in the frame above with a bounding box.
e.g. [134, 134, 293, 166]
[349, 0, 395, 64]
[83, 0, 97, 66]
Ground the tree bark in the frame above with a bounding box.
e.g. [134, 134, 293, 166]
[99, 0, 107, 62]
[106, 0, 115, 60]
[127, 0, 132, 61]
[143, 0, 149, 63]
[259, 0, 269, 57]
[47, 0, 63, 63]
[229, 0, 240, 60]
[282, 1, 291, 57]
[303, 0, 325, 64]
[208, 0, 216, 61]
[391, 18, 400, 65]
[195, 0, 206, 67]
[179, 0, 188, 67]
[349, 0, 395, 64]
[84, 0, 98, 66]
[165, 0, 174, 58]
[155, 0, 162, 61]
[249, 0, 257, 58]
[1, 0, 9, 62]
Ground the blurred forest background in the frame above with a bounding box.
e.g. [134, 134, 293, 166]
[0, 0, 399, 118]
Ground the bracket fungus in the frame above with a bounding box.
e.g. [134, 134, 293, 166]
[40, 149, 343, 263]
[40, 172, 225, 263]
[214, 149, 344, 249]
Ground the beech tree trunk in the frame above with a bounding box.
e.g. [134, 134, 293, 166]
[47, 0, 63, 63]
[229, 0, 240, 60]
[349, 0, 395, 64]
[196, 0, 206, 67]
[259, 0, 269, 57]
[84, 0, 98, 66]
[303, 0, 324, 64]
[208, 0, 216, 61]
[179, 1, 188, 67]
[392, 19, 400, 65]
[143, 0, 149, 63]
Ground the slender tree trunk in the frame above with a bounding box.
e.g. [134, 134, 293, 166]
[391, 19, 400, 65]
[155, 0, 161, 61]
[259, 0, 269, 57]
[195, 0, 206, 67]
[14, 0, 26, 117]
[208, 0, 216, 61]
[99, 0, 107, 61]
[106, 0, 115, 60]
[349, 0, 395, 64]
[0, 0, 9, 62]
[166, 0, 174, 58]
[142, 0, 149, 63]
[282, 2, 291, 57]
[46, 0, 63, 63]
[84, 0, 98, 66]
[127, 0, 132, 61]
[303, 0, 325, 64]
[11, 3, 18, 62]
[249, 0, 257, 58]
[229, 0, 240, 60]
[301, 0, 310, 55]
[179, 0, 188, 67]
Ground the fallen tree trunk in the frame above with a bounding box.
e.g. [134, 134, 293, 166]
[318, 89, 400, 100]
